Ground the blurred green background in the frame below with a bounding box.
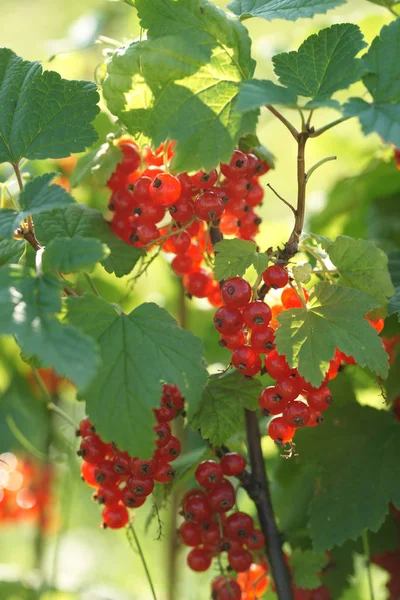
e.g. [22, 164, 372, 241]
[0, 1, 398, 599]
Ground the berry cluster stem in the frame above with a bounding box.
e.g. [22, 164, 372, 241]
[244, 410, 294, 600]
[287, 132, 308, 253]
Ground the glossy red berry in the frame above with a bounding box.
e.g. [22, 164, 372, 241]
[102, 504, 129, 529]
[171, 254, 193, 275]
[250, 327, 275, 353]
[307, 410, 324, 427]
[258, 386, 287, 416]
[127, 476, 154, 497]
[307, 386, 332, 412]
[162, 384, 184, 409]
[117, 139, 141, 173]
[120, 487, 147, 508]
[220, 453, 246, 476]
[275, 377, 302, 402]
[208, 479, 236, 513]
[264, 350, 291, 380]
[78, 435, 108, 464]
[154, 436, 181, 462]
[94, 485, 121, 506]
[228, 548, 253, 572]
[178, 521, 202, 546]
[246, 181, 264, 207]
[213, 579, 242, 600]
[94, 461, 120, 486]
[232, 345, 262, 377]
[81, 461, 98, 488]
[195, 460, 223, 488]
[153, 404, 176, 423]
[185, 270, 212, 298]
[183, 494, 213, 522]
[190, 169, 218, 189]
[201, 521, 222, 547]
[112, 450, 131, 475]
[242, 301, 272, 329]
[153, 462, 175, 483]
[220, 150, 249, 179]
[130, 175, 152, 202]
[130, 458, 155, 480]
[281, 287, 309, 309]
[224, 512, 254, 541]
[169, 197, 195, 222]
[154, 422, 172, 448]
[214, 306, 244, 335]
[77, 418, 95, 437]
[187, 547, 212, 572]
[221, 277, 252, 308]
[164, 230, 191, 254]
[219, 331, 247, 351]
[148, 173, 181, 206]
[283, 400, 311, 427]
[136, 222, 159, 245]
[194, 191, 224, 221]
[263, 265, 289, 289]
[247, 529, 265, 550]
[268, 416, 295, 445]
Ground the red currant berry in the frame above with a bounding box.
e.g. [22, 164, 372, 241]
[130, 458, 155, 480]
[268, 416, 295, 445]
[221, 277, 252, 309]
[264, 350, 291, 380]
[228, 548, 253, 572]
[281, 287, 309, 309]
[250, 327, 275, 353]
[77, 418, 95, 437]
[195, 460, 223, 488]
[169, 197, 195, 223]
[225, 177, 252, 200]
[120, 487, 147, 508]
[117, 139, 141, 173]
[232, 345, 262, 376]
[247, 529, 265, 550]
[134, 201, 165, 225]
[127, 476, 154, 497]
[283, 400, 311, 427]
[194, 191, 224, 221]
[78, 435, 108, 463]
[201, 521, 222, 547]
[183, 494, 213, 522]
[162, 384, 184, 409]
[185, 270, 212, 298]
[149, 173, 181, 206]
[154, 422, 172, 448]
[178, 521, 202, 546]
[220, 150, 249, 179]
[130, 175, 152, 202]
[218, 331, 247, 351]
[153, 462, 175, 483]
[153, 404, 177, 423]
[258, 386, 287, 416]
[94, 485, 121, 506]
[242, 301, 272, 329]
[214, 579, 241, 600]
[187, 547, 212, 572]
[220, 453, 246, 476]
[263, 265, 289, 289]
[102, 504, 129, 529]
[81, 461, 98, 488]
[275, 377, 302, 402]
[307, 386, 332, 412]
[112, 450, 131, 475]
[208, 479, 236, 513]
[94, 461, 120, 486]
[214, 306, 244, 335]
[246, 181, 264, 207]
[172, 254, 193, 275]
[224, 512, 254, 541]
[307, 410, 324, 427]
[163, 230, 191, 254]
[190, 169, 218, 189]
[154, 436, 181, 462]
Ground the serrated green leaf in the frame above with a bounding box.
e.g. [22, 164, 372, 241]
[272, 24, 366, 103]
[386, 347, 400, 403]
[0, 377, 49, 458]
[213, 239, 269, 280]
[228, 0, 345, 21]
[0, 265, 99, 391]
[34, 204, 144, 277]
[362, 20, 400, 104]
[0, 238, 25, 266]
[67, 296, 207, 457]
[237, 80, 297, 112]
[238, 133, 275, 168]
[305, 405, 400, 550]
[327, 236, 395, 307]
[290, 549, 328, 590]
[344, 99, 400, 147]
[191, 371, 261, 445]
[0, 174, 74, 238]
[42, 237, 109, 274]
[103, 0, 257, 173]
[275, 282, 389, 387]
[71, 143, 123, 188]
[0, 48, 99, 163]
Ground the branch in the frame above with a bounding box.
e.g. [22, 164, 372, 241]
[306, 156, 337, 182]
[267, 184, 297, 216]
[285, 132, 308, 255]
[267, 105, 299, 140]
[309, 116, 351, 138]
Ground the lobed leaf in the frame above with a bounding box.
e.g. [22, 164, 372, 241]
[42, 237, 110, 274]
[228, 0, 345, 21]
[290, 549, 329, 590]
[213, 239, 269, 281]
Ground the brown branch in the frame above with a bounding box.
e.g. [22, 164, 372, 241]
[267, 106, 299, 141]
[285, 132, 308, 257]
[267, 184, 297, 216]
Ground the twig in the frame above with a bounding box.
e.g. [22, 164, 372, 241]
[267, 106, 299, 141]
[310, 116, 351, 138]
[267, 184, 297, 216]
[127, 523, 158, 600]
[306, 156, 337, 182]
[286, 132, 308, 255]
[83, 273, 100, 297]
[11, 161, 24, 192]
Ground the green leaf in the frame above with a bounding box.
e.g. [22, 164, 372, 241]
[327, 236, 395, 307]
[237, 80, 297, 112]
[0, 377, 49, 458]
[67, 296, 208, 457]
[213, 239, 269, 281]
[0, 265, 99, 391]
[42, 237, 110, 274]
[191, 371, 261, 445]
[290, 549, 328, 590]
[228, 0, 345, 21]
[275, 282, 389, 387]
[388, 250, 400, 320]
[386, 347, 400, 403]
[272, 24, 366, 103]
[0, 238, 25, 266]
[0, 48, 99, 163]
[70, 142, 123, 188]
[34, 203, 144, 277]
[103, 0, 257, 173]
[0, 174, 74, 238]
[305, 404, 400, 550]
[344, 99, 400, 147]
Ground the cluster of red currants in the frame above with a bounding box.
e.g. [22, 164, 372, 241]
[214, 268, 386, 448]
[394, 147, 400, 170]
[77, 384, 183, 529]
[177, 453, 269, 598]
[106, 139, 269, 305]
